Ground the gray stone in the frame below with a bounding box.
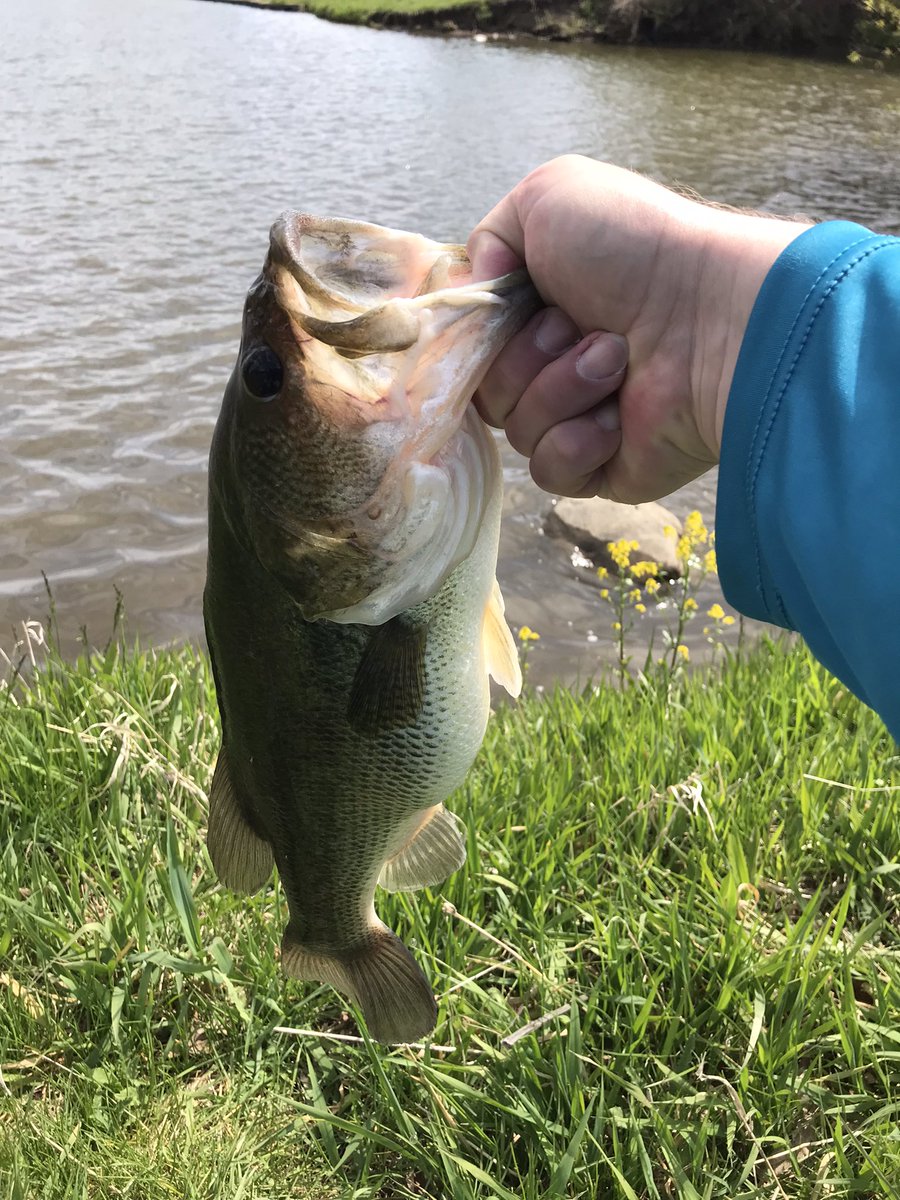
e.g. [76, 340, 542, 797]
[543, 496, 682, 577]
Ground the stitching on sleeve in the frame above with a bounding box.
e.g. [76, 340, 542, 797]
[742, 234, 873, 527]
[746, 238, 895, 620]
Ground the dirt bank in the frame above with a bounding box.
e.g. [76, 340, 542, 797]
[368, 0, 861, 59]
[199, 0, 899, 65]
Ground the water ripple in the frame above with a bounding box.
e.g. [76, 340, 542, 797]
[2, 0, 899, 678]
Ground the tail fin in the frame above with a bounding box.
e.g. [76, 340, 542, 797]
[281, 922, 437, 1044]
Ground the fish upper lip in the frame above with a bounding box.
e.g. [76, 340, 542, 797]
[270, 258, 536, 359]
[267, 211, 537, 329]
[267, 219, 538, 439]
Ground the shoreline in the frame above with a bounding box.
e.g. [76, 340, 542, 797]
[192, 0, 899, 67]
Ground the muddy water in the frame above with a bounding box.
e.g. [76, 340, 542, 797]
[2, 0, 899, 686]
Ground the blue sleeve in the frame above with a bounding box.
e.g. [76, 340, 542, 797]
[716, 220, 900, 741]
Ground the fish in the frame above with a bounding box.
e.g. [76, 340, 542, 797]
[203, 214, 539, 1043]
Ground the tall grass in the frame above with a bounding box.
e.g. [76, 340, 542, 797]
[2, 619, 899, 1197]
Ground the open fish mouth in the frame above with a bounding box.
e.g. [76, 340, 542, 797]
[267, 213, 538, 432]
[252, 215, 540, 624]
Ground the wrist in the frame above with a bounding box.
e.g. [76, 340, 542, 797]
[692, 209, 811, 457]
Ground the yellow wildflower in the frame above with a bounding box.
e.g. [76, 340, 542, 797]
[612, 621, 622, 632]
[722, 616, 736, 626]
[707, 603, 725, 620]
[635, 603, 647, 614]
[704, 549, 717, 573]
[684, 511, 708, 544]
[518, 626, 540, 642]
[676, 644, 690, 661]
[630, 560, 659, 580]
[607, 538, 639, 570]
[684, 598, 698, 612]
[663, 525, 676, 538]
[629, 588, 641, 602]
[645, 578, 660, 595]
[676, 535, 692, 563]
[597, 566, 608, 579]
[599, 588, 609, 600]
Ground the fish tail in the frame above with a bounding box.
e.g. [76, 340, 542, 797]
[281, 922, 437, 1044]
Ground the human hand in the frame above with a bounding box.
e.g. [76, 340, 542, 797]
[468, 155, 808, 502]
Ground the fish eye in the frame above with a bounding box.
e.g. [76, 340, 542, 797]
[241, 344, 283, 401]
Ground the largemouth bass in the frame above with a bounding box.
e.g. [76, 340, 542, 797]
[204, 215, 538, 1043]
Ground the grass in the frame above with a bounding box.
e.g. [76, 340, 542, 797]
[249, 0, 486, 22]
[2, 617, 900, 1198]
[251, 0, 900, 66]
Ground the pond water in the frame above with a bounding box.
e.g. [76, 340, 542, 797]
[2, 0, 899, 685]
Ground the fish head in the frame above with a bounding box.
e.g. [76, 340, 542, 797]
[213, 214, 539, 623]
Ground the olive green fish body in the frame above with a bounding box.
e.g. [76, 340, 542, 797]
[204, 216, 537, 1042]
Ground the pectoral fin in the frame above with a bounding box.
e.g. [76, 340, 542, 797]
[206, 746, 274, 893]
[483, 579, 522, 697]
[347, 615, 427, 735]
[378, 804, 467, 893]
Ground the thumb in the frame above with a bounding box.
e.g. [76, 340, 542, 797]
[467, 205, 526, 283]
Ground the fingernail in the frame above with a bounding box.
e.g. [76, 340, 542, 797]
[534, 308, 579, 355]
[595, 401, 621, 432]
[576, 333, 628, 381]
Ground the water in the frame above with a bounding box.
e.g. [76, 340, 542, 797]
[2, 0, 899, 684]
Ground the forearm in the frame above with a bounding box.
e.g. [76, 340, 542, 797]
[716, 220, 900, 739]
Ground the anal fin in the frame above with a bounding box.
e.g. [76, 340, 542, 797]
[281, 921, 437, 1044]
[206, 746, 274, 893]
[483, 578, 522, 697]
[378, 804, 467, 893]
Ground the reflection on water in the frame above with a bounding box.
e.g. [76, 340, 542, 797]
[2, 0, 899, 684]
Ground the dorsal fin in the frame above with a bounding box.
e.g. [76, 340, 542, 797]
[206, 746, 274, 893]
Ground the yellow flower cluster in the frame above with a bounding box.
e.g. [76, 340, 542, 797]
[684, 511, 708, 542]
[645, 578, 660, 595]
[676, 644, 690, 661]
[607, 539, 639, 570]
[706, 603, 736, 627]
[704, 548, 717, 573]
[630, 560, 660, 580]
[676, 510, 710, 564]
[518, 626, 540, 643]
